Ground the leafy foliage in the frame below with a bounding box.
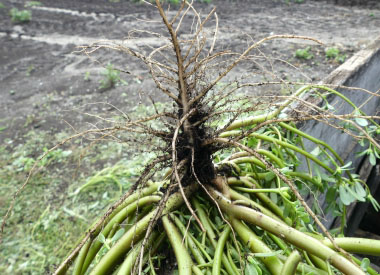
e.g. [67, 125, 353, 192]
[10, 8, 31, 23]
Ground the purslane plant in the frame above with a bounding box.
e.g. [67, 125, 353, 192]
[2, 1, 380, 274]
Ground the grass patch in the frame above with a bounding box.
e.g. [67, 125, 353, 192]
[0, 104, 162, 273]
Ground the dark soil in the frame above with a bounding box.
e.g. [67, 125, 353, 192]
[1, 0, 380, 149]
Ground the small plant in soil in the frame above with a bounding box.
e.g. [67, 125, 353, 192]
[10, 8, 31, 23]
[24, 1, 42, 8]
[99, 63, 126, 90]
[2, 1, 380, 275]
[325, 47, 346, 63]
[295, 46, 314, 60]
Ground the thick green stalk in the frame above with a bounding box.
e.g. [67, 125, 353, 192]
[81, 195, 161, 274]
[90, 210, 155, 275]
[73, 240, 91, 275]
[231, 218, 283, 275]
[228, 176, 291, 224]
[192, 198, 239, 275]
[208, 187, 365, 275]
[309, 254, 329, 272]
[225, 85, 311, 130]
[281, 250, 301, 275]
[172, 214, 208, 268]
[162, 215, 193, 275]
[90, 185, 196, 275]
[212, 226, 231, 275]
[223, 132, 335, 175]
[55, 182, 162, 275]
[277, 255, 328, 275]
[116, 231, 160, 275]
[229, 189, 289, 224]
[321, 237, 380, 256]
[232, 156, 266, 169]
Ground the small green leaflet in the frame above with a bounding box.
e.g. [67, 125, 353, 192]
[360, 258, 370, 271]
[354, 182, 366, 198]
[339, 185, 356, 205]
[369, 152, 376, 166]
[245, 263, 259, 275]
[354, 109, 368, 126]
[111, 228, 125, 243]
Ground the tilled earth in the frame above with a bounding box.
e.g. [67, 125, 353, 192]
[1, 0, 380, 273]
[1, 0, 380, 144]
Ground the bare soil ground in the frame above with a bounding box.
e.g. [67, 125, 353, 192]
[1, 0, 380, 273]
[1, 0, 380, 145]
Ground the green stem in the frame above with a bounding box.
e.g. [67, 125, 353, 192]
[229, 188, 290, 225]
[278, 122, 344, 166]
[192, 198, 239, 275]
[231, 218, 283, 275]
[281, 250, 301, 275]
[208, 187, 365, 275]
[277, 254, 328, 275]
[234, 186, 290, 194]
[90, 210, 155, 275]
[116, 231, 161, 275]
[81, 195, 161, 274]
[225, 85, 311, 130]
[73, 240, 91, 275]
[352, 256, 380, 275]
[162, 215, 194, 275]
[321, 237, 380, 256]
[312, 85, 379, 127]
[248, 133, 336, 175]
[172, 214, 208, 266]
[309, 254, 329, 272]
[212, 226, 231, 275]
[90, 185, 196, 275]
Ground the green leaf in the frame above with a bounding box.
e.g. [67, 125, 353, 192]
[310, 146, 321, 156]
[355, 117, 368, 127]
[356, 149, 369, 157]
[369, 152, 376, 166]
[339, 185, 356, 205]
[354, 182, 366, 198]
[111, 228, 125, 243]
[368, 195, 380, 211]
[341, 161, 352, 169]
[354, 109, 368, 126]
[245, 263, 258, 275]
[98, 233, 106, 244]
[346, 185, 365, 202]
[360, 258, 370, 271]
[264, 172, 275, 182]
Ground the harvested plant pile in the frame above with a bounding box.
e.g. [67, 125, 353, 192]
[3, 1, 380, 275]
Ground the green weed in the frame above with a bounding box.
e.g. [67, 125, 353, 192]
[0, 2, 5, 8]
[295, 46, 313, 60]
[325, 47, 346, 63]
[10, 8, 32, 23]
[99, 64, 127, 89]
[26, 65, 35, 76]
[84, 71, 91, 81]
[24, 1, 42, 7]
